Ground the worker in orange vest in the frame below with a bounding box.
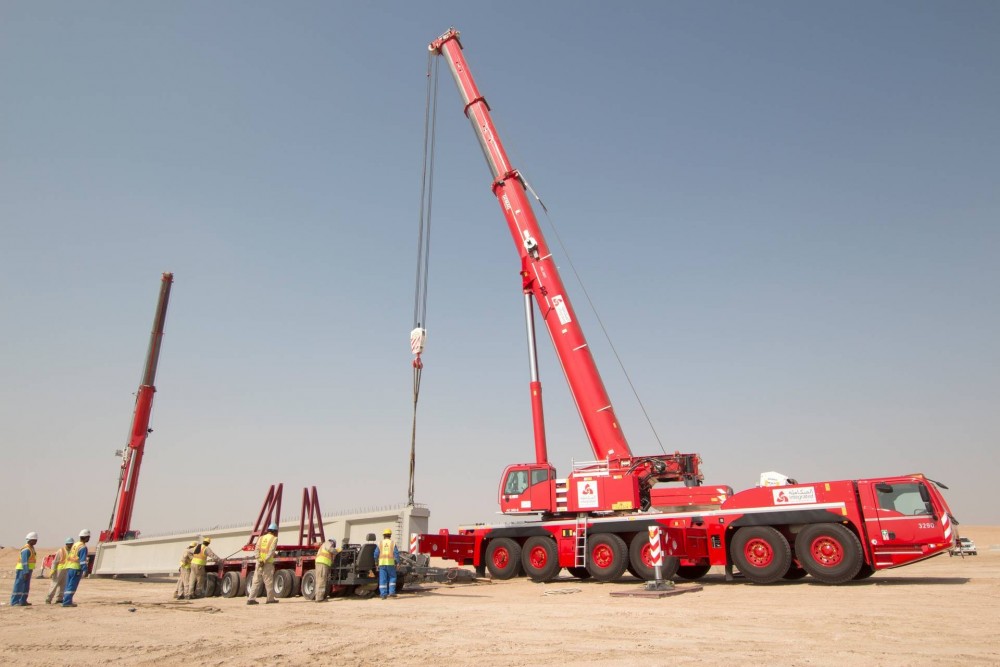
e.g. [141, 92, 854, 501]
[247, 523, 279, 605]
[175, 541, 197, 599]
[10, 531, 38, 606]
[373, 528, 399, 600]
[45, 537, 74, 604]
[313, 537, 338, 602]
[187, 536, 219, 599]
[62, 529, 91, 607]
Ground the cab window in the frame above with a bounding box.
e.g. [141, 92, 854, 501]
[876, 482, 931, 515]
[504, 470, 528, 495]
[530, 469, 549, 486]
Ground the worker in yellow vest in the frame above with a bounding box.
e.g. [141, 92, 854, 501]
[45, 537, 75, 604]
[175, 541, 197, 599]
[62, 529, 91, 607]
[187, 536, 219, 599]
[313, 537, 339, 602]
[247, 522, 279, 605]
[373, 528, 399, 600]
[10, 531, 38, 606]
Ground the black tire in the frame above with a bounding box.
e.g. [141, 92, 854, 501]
[782, 566, 808, 581]
[485, 538, 522, 580]
[586, 533, 628, 582]
[627, 532, 679, 581]
[291, 573, 302, 598]
[731, 526, 792, 585]
[794, 523, 863, 584]
[521, 536, 561, 583]
[238, 571, 249, 596]
[567, 566, 591, 580]
[676, 562, 712, 581]
[852, 564, 875, 581]
[273, 568, 295, 598]
[221, 571, 242, 598]
[203, 574, 219, 597]
[300, 570, 316, 600]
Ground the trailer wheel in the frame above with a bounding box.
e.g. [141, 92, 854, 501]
[521, 536, 561, 583]
[203, 573, 219, 597]
[794, 523, 863, 584]
[300, 570, 316, 600]
[485, 538, 522, 580]
[627, 533, 679, 581]
[586, 534, 628, 582]
[675, 562, 712, 581]
[567, 566, 591, 580]
[731, 526, 791, 584]
[273, 568, 295, 598]
[221, 571, 242, 598]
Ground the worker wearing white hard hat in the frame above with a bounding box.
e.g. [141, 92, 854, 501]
[313, 537, 339, 603]
[187, 536, 219, 599]
[45, 537, 75, 604]
[374, 528, 400, 599]
[10, 531, 39, 606]
[175, 541, 198, 600]
[247, 522, 280, 605]
[62, 529, 91, 606]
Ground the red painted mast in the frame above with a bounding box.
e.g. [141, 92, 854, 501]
[101, 272, 173, 542]
[429, 29, 632, 463]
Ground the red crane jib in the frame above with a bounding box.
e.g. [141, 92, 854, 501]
[430, 30, 701, 515]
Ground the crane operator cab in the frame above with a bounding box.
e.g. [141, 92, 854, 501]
[499, 463, 556, 514]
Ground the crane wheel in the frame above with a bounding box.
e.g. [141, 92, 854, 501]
[485, 538, 522, 580]
[521, 536, 560, 582]
[586, 533, 628, 582]
[731, 526, 791, 584]
[794, 523, 863, 584]
[627, 532, 679, 581]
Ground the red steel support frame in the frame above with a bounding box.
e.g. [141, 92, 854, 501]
[430, 29, 632, 462]
[102, 272, 173, 543]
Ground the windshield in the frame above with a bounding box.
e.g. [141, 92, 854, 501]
[877, 482, 933, 515]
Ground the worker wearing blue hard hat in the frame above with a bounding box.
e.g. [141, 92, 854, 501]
[45, 537, 75, 604]
[247, 522, 279, 605]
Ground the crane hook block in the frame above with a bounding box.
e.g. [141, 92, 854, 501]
[410, 327, 427, 356]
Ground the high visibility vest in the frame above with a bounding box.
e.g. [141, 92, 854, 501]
[54, 546, 68, 571]
[316, 544, 335, 567]
[378, 539, 396, 566]
[179, 550, 193, 570]
[15, 544, 36, 571]
[258, 534, 277, 564]
[64, 542, 84, 570]
[191, 544, 208, 566]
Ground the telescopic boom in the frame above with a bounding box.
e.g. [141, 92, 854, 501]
[101, 272, 173, 542]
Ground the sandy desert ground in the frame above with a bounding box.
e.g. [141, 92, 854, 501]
[1, 526, 998, 666]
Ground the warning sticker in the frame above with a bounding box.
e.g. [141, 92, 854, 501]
[577, 480, 599, 509]
[552, 295, 572, 325]
[772, 487, 817, 505]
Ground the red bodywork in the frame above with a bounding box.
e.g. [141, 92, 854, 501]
[420, 474, 957, 584]
[100, 273, 173, 543]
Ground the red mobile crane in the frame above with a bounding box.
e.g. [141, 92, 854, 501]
[100, 272, 173, 543]
[416, 29, 959, 585]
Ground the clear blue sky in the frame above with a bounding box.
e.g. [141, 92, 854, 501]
[1, 2, 997, 547]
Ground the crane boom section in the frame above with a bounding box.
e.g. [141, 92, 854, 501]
[431, 30, 632, 461]
[104, 272, 173, 542]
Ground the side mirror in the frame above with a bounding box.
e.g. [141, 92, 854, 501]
[875, 483, 893, 493]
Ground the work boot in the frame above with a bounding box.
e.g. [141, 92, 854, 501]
[62, 603, 78, 607]
[246, 599, 258, 605]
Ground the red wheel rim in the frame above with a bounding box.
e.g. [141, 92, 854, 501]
[592, 544, 614, 568]
[809, 536, 843, 567]
[744, 538, 774, 567]
[528, 546, 548, 569]
[640, 542, 654, 567]
[492, 547, 509, 569]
